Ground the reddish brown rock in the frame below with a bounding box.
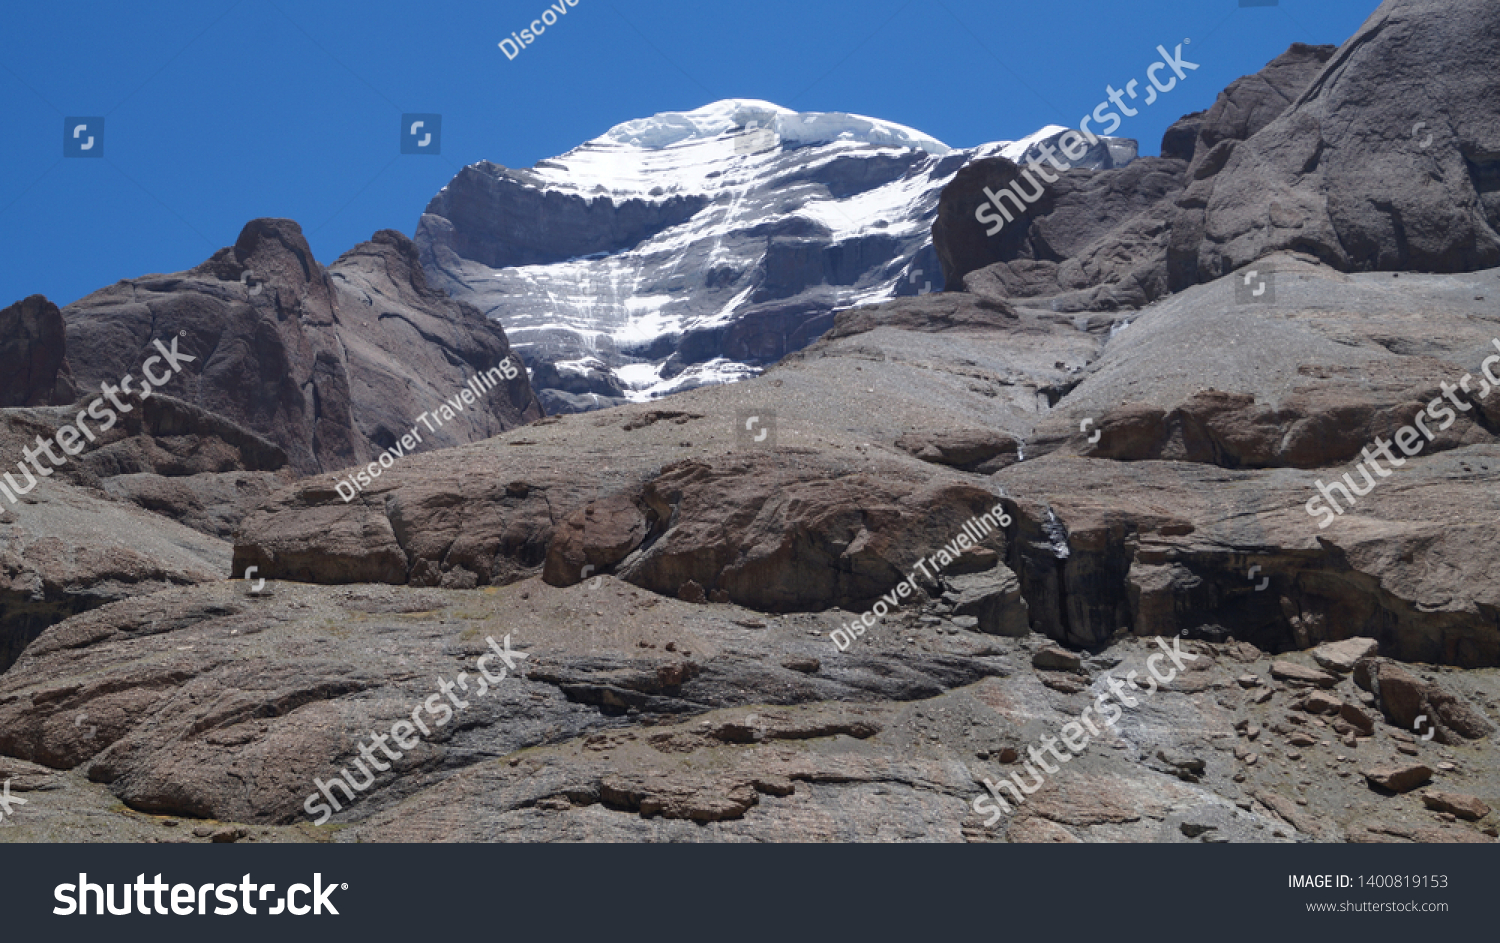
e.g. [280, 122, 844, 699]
[237, 423, 1012, 614]
[1032, 646, 1082, 672]
[1338, 703, 1377, 736]
[895, 428, 1019, 473]
[1361, 763, 1433, 794]
[1270, 661, 1338, 688]
[1355, 659, 1496, 745]
[1298, 691, 1344, 715]
[1421, 790, 1491, 821]
[543, 494, 654, 587]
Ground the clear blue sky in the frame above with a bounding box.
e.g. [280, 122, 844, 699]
[2, 0, 1378, 307]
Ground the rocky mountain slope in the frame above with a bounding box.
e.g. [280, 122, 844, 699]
[0, 578, 1495, 842]
[1, 0, 1498, 844]
[0, 220, 545, 678]
[417, 100, 1134, 413]
[939, 0, 1500, 310]
[64, 219, 543, 476]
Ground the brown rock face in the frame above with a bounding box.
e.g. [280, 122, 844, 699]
[0, 475, 228, 672]
[1354, 659, 1496, 744]
[0, 393, 291, 540]
[935, 155, 1186, 307]
[238, 412, 1011, 614]
[0, 381, 291, 665]
[1313, 637, 1379, 673]
[895, 428, 1019, 473]
[1163, 41, 1341, 288]
[221, 254, 1500, 668]
[1184, 0, 1500, 279]
[1421, 790, 1491, 821]
[1269, 661, 1339, 688]
[543, 494, 655, 587]
[617, 458, 1006, 613]
[0, 295, 76, 408]
[1361, 763, 1433, 793]
[62, 219, 542, 477]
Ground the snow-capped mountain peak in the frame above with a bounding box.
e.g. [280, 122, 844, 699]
[594, 99, 952, 156]
[417, 102, 1135, 414]
[519, 100, 952, 202]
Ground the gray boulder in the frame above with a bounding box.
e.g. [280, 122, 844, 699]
[946, 568, 1029, 637]
[1188, 0, 1500, 280]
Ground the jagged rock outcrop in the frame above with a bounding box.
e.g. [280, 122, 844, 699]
[232, 406, 1013, 614]
[937, 43, 1337, 309]
[63, 219, 542, 477]
[0, 220, 543, 668]
[228, 255, 1500, 667]
[995, 447, 1500, 665]
[0, 394, 290, 539]
[0, 295, 76, 408]
[934, 154, 1189, 306]
[1161, 42, 1342, 288]
[940, 1, 1500, 308]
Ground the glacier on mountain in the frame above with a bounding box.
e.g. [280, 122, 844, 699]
[416, 100, 1135, 414]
